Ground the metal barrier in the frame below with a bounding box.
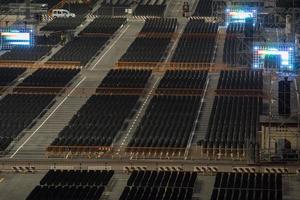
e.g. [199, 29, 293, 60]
[115, 61, 162, 70]
[2, 86, 150, 96]
[0, 60, 81, 69]
[46, 145, 249, 161]
[79, 32, 114, 37]
[115, 61, 251, 72]
[96, 87, 149, 96]
[155, 88, 205, 96]
[166, 62, 212, 71]
[138, 32, 177, 39]
[215, 89, 264, 97]
[1, 85, 269, 98]
[188, 16, 223, 23]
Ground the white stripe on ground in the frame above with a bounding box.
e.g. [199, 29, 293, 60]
[90, 25, 130, 70]
[9, 76, 86, 158]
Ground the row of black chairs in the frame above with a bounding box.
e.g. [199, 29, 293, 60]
[26, 68, 79, 87]
[140, 18, 177, 33]
[0, 46, 51, 61]
[96, 0, 134, 16]
[199, 96, 262, 150]
[119, 37, 171, 62]
[49, 69, 151, 152]
[128, 95, 201, 149]
[0, 67, 26, 87]
[62, 0, 97, 16]
[102, 0, 134, 6]
[120, 170, 196, 200]
[50, 16, 125, 66]
[15, 68, 79, 93]
[214, 172, 282, 190]
[171, 20, 218, 63]
[40, 17, 85, 31]
[134, 0, 166, 17]
[26, 170, 114, 200]
[217, 70, 263, 90]
[51, 95, 140, 148]
[35, 34, 61, 46]
[121, 186, 193, 200]
[49, 36, 109, 65]
[226, 23, 244, 34]
[40, 170, 114, 186]
[225, 23, 261, 35]
[26, 185, 105, 200]
[193, 0, 212, 16]
[211, 172, 282, 200]
[127, 171, 197, 188]
[0, 68, 79, 151]
[97, 69, 151, 89]
[184, 19, 219, 33]
[126, 70, 208, 151]
[172, 36, 216, 63]
[211, 188, 282, 200]
[80, 17, 126, 34]
[0, 94, 55, 151]
[119, 18, 175, 64]
[156, 70, 207, 92]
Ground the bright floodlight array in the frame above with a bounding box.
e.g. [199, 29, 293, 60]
[253, 43, 295, 71]
[0, 27, 34, 50]
[225, 7, 257, 26]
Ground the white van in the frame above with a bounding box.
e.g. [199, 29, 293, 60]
[51, 9, 76, 18]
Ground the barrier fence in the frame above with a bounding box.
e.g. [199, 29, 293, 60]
[215, 89, 264, 97]
[0, 60, 81, 68]
[46, 145, 249, 161]
[115, 61, 251, 72]
[0, 85, 270, 98]
[134, 32, 260, 40]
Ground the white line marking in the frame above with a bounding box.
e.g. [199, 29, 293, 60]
[9, 77, 86, 158]
[0, 178, 4, 183]
[117, 78, 160, 151]
[90, 25, 130, 70]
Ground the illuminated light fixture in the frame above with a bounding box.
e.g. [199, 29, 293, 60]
[225, 7, 257, 26]
[229, 11, 253, 19]
[0, 28, 34, 50]
[10, 41, 30, 45]
[1, 32, 30, 41]
[253, 43, 295, 71]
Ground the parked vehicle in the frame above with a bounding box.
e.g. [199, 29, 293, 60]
[51, 9, 75, 18]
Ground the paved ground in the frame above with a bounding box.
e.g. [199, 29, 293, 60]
[0, 173, 45, 200]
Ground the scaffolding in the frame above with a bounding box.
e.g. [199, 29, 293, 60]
[211, 0, 278, 25]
